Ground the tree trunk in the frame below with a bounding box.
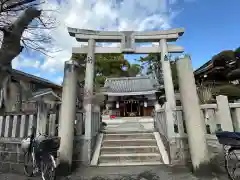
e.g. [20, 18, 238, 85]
[0, 7, 41, 113]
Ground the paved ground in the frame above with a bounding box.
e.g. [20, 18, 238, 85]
[0, 165, 230, 180]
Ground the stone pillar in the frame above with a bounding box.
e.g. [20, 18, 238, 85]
[176, 56, 209, 171]
[36, 100, 48, 135]
[216, 95, 233, 131]
[160, 39, 176, 139]
[58, 60, 79, 174]
[83, 39, 95, 164]
[160, 39, 176, 109]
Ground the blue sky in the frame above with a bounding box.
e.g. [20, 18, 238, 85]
[11, 0, 240, 85]
[127, 0, 240, 68]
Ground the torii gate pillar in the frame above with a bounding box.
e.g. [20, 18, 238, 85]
[58, 60, 79, 174]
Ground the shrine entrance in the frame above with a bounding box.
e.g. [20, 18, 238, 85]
[62, 27, 185, 164]
[123, 100, 140, 117]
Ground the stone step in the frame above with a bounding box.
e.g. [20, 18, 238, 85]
[102, 139, 157, 146]
[104, 130, 154, 134]
[98, 161, 163, 166]
[99, 153, 162, 164]
[104, 133, 155, 140]
[103, 119, 154, 132]
[100, 146, 160, 154]
[104, 119, 154, 124]
[105, 126, 153, 130]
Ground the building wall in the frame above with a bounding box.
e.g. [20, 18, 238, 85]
[4, 78, 61, 113]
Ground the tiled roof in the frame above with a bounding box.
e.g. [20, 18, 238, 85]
[30, 88, 61, 101]
[11, 69, 62, 89]
[194, 59, 213, 76]
[104, 76, 159, 93]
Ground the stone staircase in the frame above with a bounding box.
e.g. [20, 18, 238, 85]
[98, 131, 163, 166]
[92, 117, 168, 166]
[102, 116, 154, 132]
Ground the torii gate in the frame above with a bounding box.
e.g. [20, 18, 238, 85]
[57, 28, 184, 170]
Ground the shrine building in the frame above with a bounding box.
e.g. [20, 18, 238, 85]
[101, 76, 161, 117]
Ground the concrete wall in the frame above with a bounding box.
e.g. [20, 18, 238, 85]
[0, 139, 24, 174]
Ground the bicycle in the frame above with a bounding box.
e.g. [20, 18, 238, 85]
[216, 131, 240, 180]
[21, 127, 61, 180]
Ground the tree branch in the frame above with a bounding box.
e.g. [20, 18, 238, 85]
[0, 7, 41, 66]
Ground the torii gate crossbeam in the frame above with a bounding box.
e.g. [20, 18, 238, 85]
[68, 28, 184, 54]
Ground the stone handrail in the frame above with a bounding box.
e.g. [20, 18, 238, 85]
[0, 111, 86, 140]
[154, 102, 240, 139]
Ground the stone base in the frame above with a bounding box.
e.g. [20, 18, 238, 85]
[72, 134, 98, 168]
[167, 136, 226, 176]
[0, 162, 25, 175]
[0, 135, 98, 175]
[0, 138, 25, 175]
[168, 137, 190, 165]
[187, 153, 226, 178]
[57, 161, 72, 176]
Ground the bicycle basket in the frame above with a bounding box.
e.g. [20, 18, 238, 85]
[35, 136, 60, 153]
[216, 131, 240, 146]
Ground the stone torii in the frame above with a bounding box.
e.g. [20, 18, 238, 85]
[58, 28, 184, 170]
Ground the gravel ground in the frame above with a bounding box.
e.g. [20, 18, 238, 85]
[0, 165, 230, 180]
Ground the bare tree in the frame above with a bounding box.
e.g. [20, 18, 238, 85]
[0, 0, 58, 113]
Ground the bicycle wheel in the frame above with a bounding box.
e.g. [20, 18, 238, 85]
[41, 154, 56, 180]
[225, 148, 240, 180]
[23, 151, 34, 177]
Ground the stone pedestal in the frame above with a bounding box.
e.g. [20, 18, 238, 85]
[83, 39, 96, 165]
[58, 60, 79, 174]
[176, 56, 209, 171]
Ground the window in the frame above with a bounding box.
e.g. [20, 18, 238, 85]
[16, 94, 20, 103]
[31, 83, 36, 91]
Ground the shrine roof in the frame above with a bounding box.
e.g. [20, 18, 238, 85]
[29, 88, 61, 102]
[102, 76, 160, 96]
[194, 59, 213, 76]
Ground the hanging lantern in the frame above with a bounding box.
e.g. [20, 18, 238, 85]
[144, 101, 147, 107]
[116, 101, 119, 108]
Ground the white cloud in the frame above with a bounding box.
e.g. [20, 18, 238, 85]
[38, 0, 184, 74]
[40, 50, 71, 73]
[12, 55, 41, 69]
[13, 0, 195, 82]
[55, 76, 63, 85]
